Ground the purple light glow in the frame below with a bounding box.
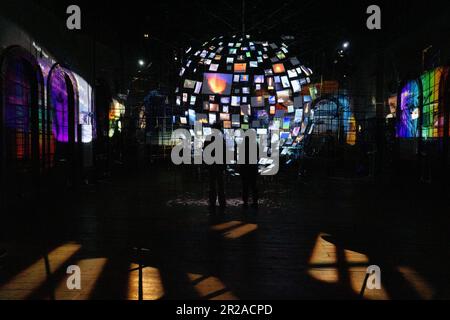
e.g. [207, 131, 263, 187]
[4, 56, 32, 159]
[397, 80, 420, 138]
[50, 68, 70, 143]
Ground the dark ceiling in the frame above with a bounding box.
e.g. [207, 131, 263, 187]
[31, 0, 449, 53]
[29, 0, 450, 81]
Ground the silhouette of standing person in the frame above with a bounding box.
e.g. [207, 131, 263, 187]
[204, 124, 226, 211]
[240, 135, 259, 209]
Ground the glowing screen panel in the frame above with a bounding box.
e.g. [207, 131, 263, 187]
[202, 73, 233, 95]
[50, 68, 71, 143]
[74, 73, 94, 143]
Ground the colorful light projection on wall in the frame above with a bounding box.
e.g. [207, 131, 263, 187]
[74, 73, 94, 143]
[49, 67, 73, 143]
[3, 47, 97, 174]
[4, 55, 33, 160]
[347, 115, 357, 146]
[38, 59, 95, 168]
[397, 80, 420, 138]
[420, 67, 448, 139]
[313, 99, 339, 134]
[109, 99, 126, 138]
[38, 58, 56, 166]
[310, 96, 355, 145]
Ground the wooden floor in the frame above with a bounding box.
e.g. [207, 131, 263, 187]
[0, 165, 449, 300]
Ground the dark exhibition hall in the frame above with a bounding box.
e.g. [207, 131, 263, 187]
[1, 0, 450, 307]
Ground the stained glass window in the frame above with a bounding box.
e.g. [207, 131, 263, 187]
[50, 67, 71, 143]
[421, 67, 448, 139]
[4, 56, 33, 162]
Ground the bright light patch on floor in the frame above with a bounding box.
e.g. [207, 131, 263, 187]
[188, 273, 238, 300]
[52, 258, 108, 300]
[211, 221, 243, 232]
[348, 267, 390, 300]
[0, 243, 81, 300]
[307, 268, 340, 284]
[127, 264, 165, 300]
[308, 234, 337, 266]
[344, 249, 369, 264]
[307, 235, 371, 287]
[223, 224, 258, 240]
[307, 234, 339, 283]
[398, 266, 435, 300]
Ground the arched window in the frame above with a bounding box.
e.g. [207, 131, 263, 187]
[312, 96, 354, 145]
[313, 99, 340, 135]
[48, 65, 78, 163]
[4, 54, 34, 161]
[1, 46, 44, 199]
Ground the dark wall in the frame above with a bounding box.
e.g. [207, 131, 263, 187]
[0, 1, 122, 94]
